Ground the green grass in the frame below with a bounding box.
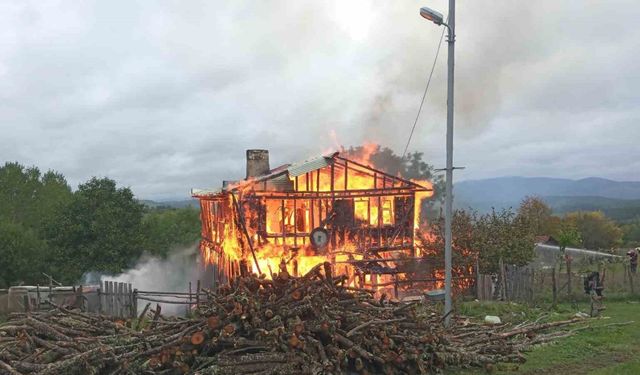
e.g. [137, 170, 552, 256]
[451, 298, 640, 374]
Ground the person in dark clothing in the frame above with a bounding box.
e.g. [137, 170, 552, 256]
[584, 271, 605, 316]
[584, 272, 604, 297]
[627, 248, 638, 274]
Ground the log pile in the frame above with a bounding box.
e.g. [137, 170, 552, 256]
[0, 263, 583, 375]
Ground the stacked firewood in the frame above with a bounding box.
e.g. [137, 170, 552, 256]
[0, 263, 582, 375]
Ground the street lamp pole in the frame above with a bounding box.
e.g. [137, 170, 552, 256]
[443, 0, 455, 329]
[420, 0, 455, 327]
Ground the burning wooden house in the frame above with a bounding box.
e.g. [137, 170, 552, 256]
[192, 149, 433, 294]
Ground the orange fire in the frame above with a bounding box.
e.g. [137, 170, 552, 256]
[197, 146, 475, 297]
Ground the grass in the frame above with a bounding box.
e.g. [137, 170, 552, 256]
[451, 298, 640, 375]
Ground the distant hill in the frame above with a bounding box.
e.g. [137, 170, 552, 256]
[454, 177, 640, 222]
[140, 199, 199, 209]
[544, 196, 640, 222]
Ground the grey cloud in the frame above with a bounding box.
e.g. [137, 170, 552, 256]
[1, 0, 639, 199]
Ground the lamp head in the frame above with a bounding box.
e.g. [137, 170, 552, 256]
[420, 7, 444, 25]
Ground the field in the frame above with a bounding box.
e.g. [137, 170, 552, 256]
[453, 298, 640, 374]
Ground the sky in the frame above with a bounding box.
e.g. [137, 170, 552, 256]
[1, 0, 639, 200]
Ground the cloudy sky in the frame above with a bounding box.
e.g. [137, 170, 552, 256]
[1, 0, 639, 200]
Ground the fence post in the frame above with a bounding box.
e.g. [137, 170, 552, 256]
[128, 284, 133, 318]
[196, 280, 201, 313]
[529, 267, 535, 303]
[104, 282, 109, 316]
[566, 257, 572, 298]
[551, 267, 557, 308]
[118, 283, 124, 318]
[475, 258, 480, 300]
[98, 283, 103, 314]
[499, 258, 507, 301]
[36, 285, 40, 310]
[133, 289, 138, 318]
[107, 281, 113, 316]
[629, 266, 635, 295]
[188, 282, 192, 316]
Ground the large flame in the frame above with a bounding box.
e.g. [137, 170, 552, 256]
[198, 146, 474, 297]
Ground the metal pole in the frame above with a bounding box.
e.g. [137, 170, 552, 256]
[444, 0, 455, 327]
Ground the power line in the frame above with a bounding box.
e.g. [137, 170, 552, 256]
[401, 23, 447, 160]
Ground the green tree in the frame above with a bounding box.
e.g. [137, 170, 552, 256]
[0, 220, 46, 287]
[474, 208, 535, 273]
[557, 224, 582, 253]
[142, 207, 201, 257]
[420, 209, 478, 281]
[48, 178, 146, 283]
[37, 171, 74, 231]
[563, 211, 622, 250]
[516, 196, 559, 237]
[555, 223, 582, 298]
[621, 219, 640, 247]
[0, 162, 72, 232]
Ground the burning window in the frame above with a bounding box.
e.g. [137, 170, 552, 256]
[265, 199, 310, 235]
[353, 197, 394, 226]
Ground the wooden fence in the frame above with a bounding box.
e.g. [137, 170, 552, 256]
[477, 262, 638, 304]
[99, 281, 134, 318]
[2, 280, 209, 318]
[100, 280, 208, 318]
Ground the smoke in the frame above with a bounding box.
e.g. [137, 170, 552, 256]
[90, 245, 203, 315]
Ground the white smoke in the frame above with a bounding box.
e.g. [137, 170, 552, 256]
[96, 245, 203, 315]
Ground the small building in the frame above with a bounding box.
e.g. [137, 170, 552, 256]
[192, 149, 432, 287]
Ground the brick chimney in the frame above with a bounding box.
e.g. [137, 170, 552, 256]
[246, 149, 270, 179]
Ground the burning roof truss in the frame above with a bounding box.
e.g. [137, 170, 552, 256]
[193, 151, 433, 294]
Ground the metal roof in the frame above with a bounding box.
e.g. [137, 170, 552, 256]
[287, 152, 338, 177]
[191, 187, 223, 197]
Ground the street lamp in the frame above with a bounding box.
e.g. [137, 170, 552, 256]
[420, 1, 455, 327]
[419, 7, 444, 25]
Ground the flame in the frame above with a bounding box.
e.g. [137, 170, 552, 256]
[410, 179, 434, 230]
[197, 146, 476, 296]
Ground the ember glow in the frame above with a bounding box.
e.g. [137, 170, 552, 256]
[194, 148, 470, 298]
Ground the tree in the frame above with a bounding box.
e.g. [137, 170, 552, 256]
[474, 208, 535, 273]
[556, 223, 582, 298]
[143, 207, 201, 257]
[0, 162, 72, 232]
[563, 211, 623, 250]
[516, 196, 558, 237]
[421, 209, 478, 280]
[621, 219, 640, 247]
[48, 178, 146, 283]
[0, 220, 46, 287]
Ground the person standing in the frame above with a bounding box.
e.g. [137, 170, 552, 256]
[627, 248, 638, 274]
